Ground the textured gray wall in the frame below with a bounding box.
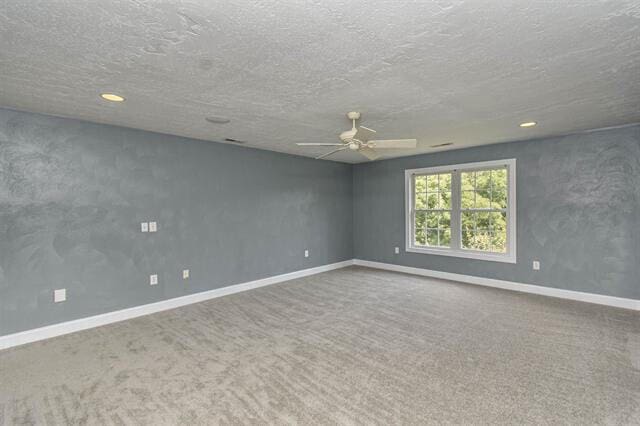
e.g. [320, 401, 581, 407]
[353, 125, 640, 299]
[2, 107, 639, 337]
[0, 108, 353, 335]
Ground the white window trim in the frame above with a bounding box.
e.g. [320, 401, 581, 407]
[405, 159, 517, 263]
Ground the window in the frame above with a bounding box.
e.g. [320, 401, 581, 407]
[405, 159, 516, 263]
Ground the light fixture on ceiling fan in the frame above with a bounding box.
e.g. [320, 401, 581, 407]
[296, 112, 417, 160]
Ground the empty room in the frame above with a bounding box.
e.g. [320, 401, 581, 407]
[1, 1, 639, 424]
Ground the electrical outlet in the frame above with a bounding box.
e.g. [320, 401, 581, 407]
[533, 261, 540, 271]
[149, 221, 157, 232]
[394, 247, 400, 254]
[182, 269, 190, 279]
[304, 249, 309, 258]
[53, 288, 66, 303]
[150, 274, 158, 285]
[141, 222, 149, 232]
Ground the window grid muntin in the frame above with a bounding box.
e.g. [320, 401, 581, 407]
[460, 167, 508, 253]
[413, 172, 452, 248]
[407, 160, 514, 261]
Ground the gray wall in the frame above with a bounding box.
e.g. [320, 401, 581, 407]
[353, 125, 640, 300]
[2, 106, 639, 337]
[0, 108, 353, 335]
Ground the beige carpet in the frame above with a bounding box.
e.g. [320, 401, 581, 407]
[1, 266, 639, 425]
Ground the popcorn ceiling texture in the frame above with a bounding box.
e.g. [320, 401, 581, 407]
[1, 1, 639, 162]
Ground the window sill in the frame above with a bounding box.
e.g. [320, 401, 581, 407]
[406, 245, 516, 264]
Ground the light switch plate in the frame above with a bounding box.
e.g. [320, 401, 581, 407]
[182, 269, 189, 279]
[149, 221, 157, 232]
[54, 288, 66, 303]
[150, 274, 158, 285]
[141, 222, 149, 232]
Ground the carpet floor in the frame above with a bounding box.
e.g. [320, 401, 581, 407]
[1, 266, 639, 425]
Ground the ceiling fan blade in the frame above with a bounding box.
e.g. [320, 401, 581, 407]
[354, 126, 377, 143]
[369, 139, 417, 149]
[297, 143, 345, 146]
[316, 147, 348, 160]
[358, 146, 380, 160]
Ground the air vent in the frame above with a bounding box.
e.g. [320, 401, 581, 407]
[430, 142, 454, 148]
[205, 116, 231, 124]
[224, 138, 246, 144]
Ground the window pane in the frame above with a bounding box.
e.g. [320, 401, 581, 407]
[426, 229, 439, 246]
[491, 229, 507, 253]
[414, 175, 427, 209]
[461, 209, 508, 253]
[439, 211, 451, 248]
[415, 227, 426, 245]
[474, 230, 492, 251]
[427, 193, 439, 209]
[426, 175, 439, 192]
[439, 209, 451, 248]
[439, 191, 451, 209]
[491, 188, 507, 209]
[461, 211, 475, 231]
[439, 173, 452, 192]
[415, 212, 426, 229]
[462, 229, 474, 249]
[476, 212, 490, 230]
[426, 212, 439, 228]
[491, 168, 508, 208]
[476, 170, 491, 191]
[489, 212, 507, 231]
[475, 191, 491, 208]
[439, 228, 451, 247]
[492, 169, 507, 190]
[440, 211, 451, 229]
[461, 190, 475, 209]
[461, 172, 474, 191]
[439, 174, 452, 209]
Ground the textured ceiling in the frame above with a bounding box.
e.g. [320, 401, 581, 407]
[1, 1, 639, 163]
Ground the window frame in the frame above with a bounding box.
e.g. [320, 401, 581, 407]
[405, 159, 517, 263]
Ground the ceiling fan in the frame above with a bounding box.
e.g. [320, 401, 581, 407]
[297, 112, 417, 160]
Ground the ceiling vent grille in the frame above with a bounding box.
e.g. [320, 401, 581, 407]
[205, 116, 231, 124]
[224, 138, 246, 144]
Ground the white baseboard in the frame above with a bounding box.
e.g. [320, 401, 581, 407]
[0, 260, 354, 351]
[3, 258, 637, 351]
[354, 259, 640, 311]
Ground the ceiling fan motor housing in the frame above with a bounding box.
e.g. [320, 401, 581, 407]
[340, 129, 357, 142]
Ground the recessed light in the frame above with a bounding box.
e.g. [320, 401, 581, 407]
[100, 93, 125, 102]
[430, 142, 454, 148]
[519, 121, 537, 128]
[205, 116, 231, 124]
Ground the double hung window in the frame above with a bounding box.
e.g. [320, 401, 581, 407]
[405, 159, 516, 263]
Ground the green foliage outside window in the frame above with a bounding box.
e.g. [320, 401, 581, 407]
[414, 173, 451, 247]
[460, 168, 507, 252]
[414, 168, 508, 253]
